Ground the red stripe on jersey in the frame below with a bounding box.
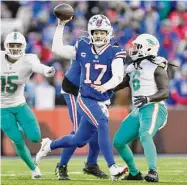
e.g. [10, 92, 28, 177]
[116, 51, 126, 55]
[114, 54, 126, 58]
[69, 94, 78, 132]
[78, 96, 98, 127]
[115, 53, 126, 56]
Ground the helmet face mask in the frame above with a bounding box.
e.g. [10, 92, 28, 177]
[130, 43, 143, 59]
[4, 32, 26, 60]
[129, 34, 160, 61]
[88, 14, 113, 47]
[92, 30, 108, 47]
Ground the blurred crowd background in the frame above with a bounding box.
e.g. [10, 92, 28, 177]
[1, 1, 187, 109]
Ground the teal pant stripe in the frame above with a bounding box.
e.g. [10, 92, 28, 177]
[139, 103, 167, 136]
[113, 102, 168, 171]
[148, 103, 159, 134]
[151, 103, 168, 136]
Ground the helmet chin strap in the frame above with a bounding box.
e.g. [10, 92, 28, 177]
[93, 40, 109, 54]
[93, 40, 110, 53]
[6, 51, 24, 62]
[90, 33, 109, 47]
[6, 54, 19, 63]
[94, 42, 106, 48]
[92, 38, 106, 46]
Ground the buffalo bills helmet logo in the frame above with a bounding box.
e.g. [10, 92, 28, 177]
[96, 19, 103, 27]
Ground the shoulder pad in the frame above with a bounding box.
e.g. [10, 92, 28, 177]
[77, 36, 90, 44]
[1, 50, 6, 56]
[114, 48, 126, 59]
[126, 64, 134, 73]
[112, 45, 122, 49]
[76, 37, 90, 50]
[154, 56, 168, 65]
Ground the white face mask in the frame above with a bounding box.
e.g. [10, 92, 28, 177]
[88, 15, 113, 47]
[4, 32, 26, 61]
[91, 30, 108, 47]
[129, 43, 145, 61]
[6, 43, 24, 60]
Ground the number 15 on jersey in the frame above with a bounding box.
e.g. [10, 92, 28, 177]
[1, 76, 18, 93]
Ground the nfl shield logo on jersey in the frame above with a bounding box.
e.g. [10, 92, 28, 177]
[95, 55, 99, 59]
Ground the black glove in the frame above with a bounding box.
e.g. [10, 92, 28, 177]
[134, 96, 150, 108]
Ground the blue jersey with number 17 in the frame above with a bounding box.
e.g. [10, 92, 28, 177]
[76, 39, 126, 101]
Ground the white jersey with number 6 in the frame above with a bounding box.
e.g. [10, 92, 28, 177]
[126, 57, 168, 106]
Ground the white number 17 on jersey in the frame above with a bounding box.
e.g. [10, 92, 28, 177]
[84, 63, 107, 85]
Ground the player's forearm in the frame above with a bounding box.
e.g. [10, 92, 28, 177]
[148, 89, 169, 102]
[32, 63, 51, 76]
[32, 63, 45, 74]
[148, 66, 169, 102]
[103, 58, 124, 90]
[52, 24, 76, 60]
[114, 75, 130, 92]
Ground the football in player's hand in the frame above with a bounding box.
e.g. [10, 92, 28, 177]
[53, 3, 74, 21]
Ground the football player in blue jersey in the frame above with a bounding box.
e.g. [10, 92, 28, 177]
[55, 60, 108, 180]
[36, 14, 127, 180]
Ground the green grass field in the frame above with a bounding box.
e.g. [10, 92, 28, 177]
[1, 156, 187, 185]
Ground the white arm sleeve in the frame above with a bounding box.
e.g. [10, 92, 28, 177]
[32, 62, 50, 75]
[103, 58, 124, 90]
[52, 24, 76, 60]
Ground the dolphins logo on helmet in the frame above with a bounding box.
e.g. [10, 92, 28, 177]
[4, 31, 26, 60]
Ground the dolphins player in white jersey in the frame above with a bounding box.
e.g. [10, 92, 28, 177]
[104, 34, 168, 182]
[0, 32, 55, 179]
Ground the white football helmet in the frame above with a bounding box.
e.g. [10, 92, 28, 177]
[4, 31, 26, 60]
[129, 34, 160, 61]
[88, 14, 113, 46]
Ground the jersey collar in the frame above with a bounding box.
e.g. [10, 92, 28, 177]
[91, 43, 111, 56]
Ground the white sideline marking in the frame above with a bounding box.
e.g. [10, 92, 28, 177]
[161, 170, 184, 173]
[1, 171, 83, 176]
[1, 174, 16, 177]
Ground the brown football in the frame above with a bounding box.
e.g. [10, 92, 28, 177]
[53, 3, 74, 21]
